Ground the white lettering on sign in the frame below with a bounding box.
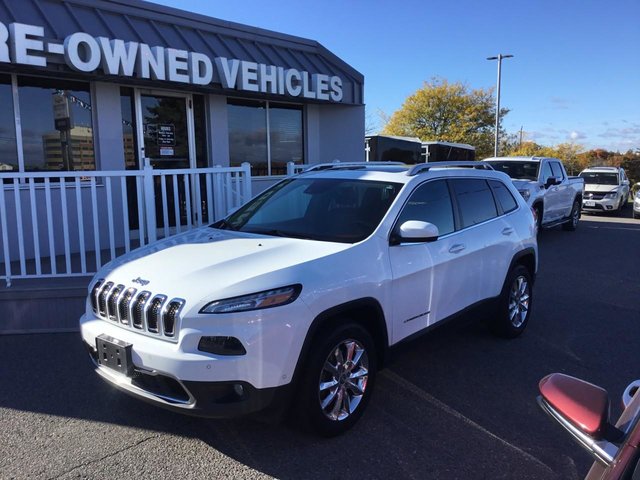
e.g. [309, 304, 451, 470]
[64, 32, 100, 72]
[215, 57, 240, 89]
[0, 22, 8, 62]
[137, 44, 165, 81]
[98, 38, 138, 76]
[9, 23, 46, 67]
[285, 69, 302, 96]
[189, 52, 212, 85]
[0, 20, 346, 102]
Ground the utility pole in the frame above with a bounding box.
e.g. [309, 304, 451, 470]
[487, 54, 513, 157]
[519, 126, 523, 147]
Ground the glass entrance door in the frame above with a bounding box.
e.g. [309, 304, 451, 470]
[137, 93, 195, 169]
[134, 90, 198, 232]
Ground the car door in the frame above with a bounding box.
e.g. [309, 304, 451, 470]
[388, 179, 456, 341]
[550, 161, 572, 218]
[540, 161, 562, 221]
[445, 178, 507, 306]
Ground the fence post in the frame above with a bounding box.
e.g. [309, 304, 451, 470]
[241, 162, 252, 204]
[143, 159, 157, 243]
[286, 161, 294, 176]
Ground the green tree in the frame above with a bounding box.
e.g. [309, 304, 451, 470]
[382, 78, 507, 158]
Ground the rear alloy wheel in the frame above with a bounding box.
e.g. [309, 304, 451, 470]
[299, 323, 377, 437]
[490, 265, 532, 338]
[562, 200, 580, 231]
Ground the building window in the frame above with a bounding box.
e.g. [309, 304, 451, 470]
[17, 76, 95, 172]
[0, 74, 17, 172]
[228, 100, 303, 176]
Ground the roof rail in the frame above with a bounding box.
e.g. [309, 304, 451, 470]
[407, 161, 494, 176]
[303, 161, 405, 172]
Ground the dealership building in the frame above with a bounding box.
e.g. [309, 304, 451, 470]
[0, 0, 365, 303]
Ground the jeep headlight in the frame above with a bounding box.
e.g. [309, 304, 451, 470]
[200, 285, 302, 314]
[604, 192, 618, 199]
[518, 189, 531, 201]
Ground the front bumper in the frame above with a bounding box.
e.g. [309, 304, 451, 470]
[582, 197, 619, 211]
[80, 298, 311, 417]
[84, 340, 287, 417]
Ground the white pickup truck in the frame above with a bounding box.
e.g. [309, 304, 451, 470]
[483, 156, 584, 231]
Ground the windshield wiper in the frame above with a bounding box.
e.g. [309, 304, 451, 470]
[211, 219, 237, 231]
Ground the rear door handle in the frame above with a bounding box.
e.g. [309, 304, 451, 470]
[449, 243, 465, 254]
[502, 227, 514, 236]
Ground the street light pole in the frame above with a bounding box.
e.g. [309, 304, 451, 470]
[487, 54, 513, 157]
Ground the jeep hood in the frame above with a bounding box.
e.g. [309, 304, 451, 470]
[95, 227, 350, 304]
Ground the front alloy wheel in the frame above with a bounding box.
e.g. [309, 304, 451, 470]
[319, 339, 369, 421]
[508, 275, 530, 328]
[299, 322, 377, 436]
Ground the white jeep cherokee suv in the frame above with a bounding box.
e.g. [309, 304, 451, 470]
[80, 161, 537, 436]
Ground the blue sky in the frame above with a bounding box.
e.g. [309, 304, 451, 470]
[156, 0, 640, 152]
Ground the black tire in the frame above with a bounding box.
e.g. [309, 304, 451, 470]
[297, 322, 377, 437]
[633, 211, 639, 220]
[562, 200, 580, 231]
[534, 204, 543, 233]
[490, 265, 533, 338]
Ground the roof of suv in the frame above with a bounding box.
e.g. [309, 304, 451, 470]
[297, 161, 510, 185]
[580, 166, 621, 172]
[483, 156, 561, 163]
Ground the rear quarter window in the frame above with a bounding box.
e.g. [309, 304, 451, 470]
[450, 178, 498, 228]
[489, 180, 518, 214]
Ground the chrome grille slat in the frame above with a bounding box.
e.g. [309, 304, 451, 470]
[107, 284, 124, 321]
[98, 282, 114, 317]
[162, 299, 185, 337]
[89, 280, 182, 342]
[132, 291, 151, 330]
[118, 288, 136, 325]
[90, 279, 104, 314]
[146, 296, 166, 333]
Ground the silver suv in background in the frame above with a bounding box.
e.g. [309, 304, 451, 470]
[579, 166, 630, 214]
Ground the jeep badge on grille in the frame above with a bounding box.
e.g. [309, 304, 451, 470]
[132, 277, 150, 286]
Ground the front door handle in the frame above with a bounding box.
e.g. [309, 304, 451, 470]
[449, 243, 466, 254]
[502, 227, 514, 236]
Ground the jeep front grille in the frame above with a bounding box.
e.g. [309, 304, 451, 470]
[90, 279, 184, 342]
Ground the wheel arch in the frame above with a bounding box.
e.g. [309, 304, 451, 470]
[293, 298, 389, 385]
[507, 248, 537, 287]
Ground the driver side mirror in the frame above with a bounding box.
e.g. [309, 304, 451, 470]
[390, 220, 439, 245]
[544, 176, 560, 188]
[538, 373, 622, 466]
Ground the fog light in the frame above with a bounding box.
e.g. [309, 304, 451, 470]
[198, 336, 247, 356]
[606, 205, 613, 210]
[233, 384, 244, 397]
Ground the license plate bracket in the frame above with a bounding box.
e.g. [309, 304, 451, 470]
[96, 334, 133, 376]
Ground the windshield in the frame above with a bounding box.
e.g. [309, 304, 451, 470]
[579, 172, 619, 185]
[485, 161, 539, 181]
[213, 177, 403, 243]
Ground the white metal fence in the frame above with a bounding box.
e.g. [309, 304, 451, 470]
[0, 162, 251, 286]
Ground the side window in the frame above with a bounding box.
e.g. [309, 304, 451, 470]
[396, 180, 454, 235]
[550, 162, 564, 180]
[489, 180, 518, 214]
[450, 178, 498, 228]
[540, 162, 553, 183]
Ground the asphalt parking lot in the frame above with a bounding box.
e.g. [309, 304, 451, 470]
[1, 210, 639, 480]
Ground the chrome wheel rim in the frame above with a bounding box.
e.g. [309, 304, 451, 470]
[318, 339, 369, 421]
[508, 275, 530, 328]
